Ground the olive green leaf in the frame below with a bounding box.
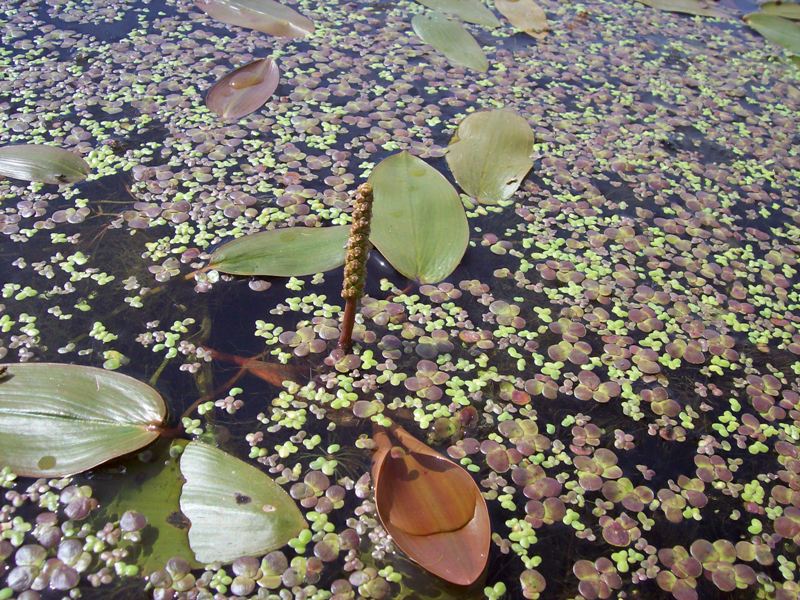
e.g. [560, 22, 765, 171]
[416, 0, 501, 27]
[759, 2, 800, 20]
[194, 0, 314, 38]
[634, 0, 729, 18]
[0, 145, 90, 184]
[412, 11, 489, 72]
[745, 13, 800, 54]
[445, 109, 535, 204]
[179, 442, 307, 564]
[0, 363, 166, 477]
[209, 225, 350, 276]
[99, 440, 201, 574]
[369, 151, 469, 284]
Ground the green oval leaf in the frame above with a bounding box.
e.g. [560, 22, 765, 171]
[195, 0, 315, 38]
[0, 363, 166, 477]
[369, 151, 468, 284]
[416, 0, 501, 27]
[0, 145, 90, 184]
[179, 442, 307, 564]
[745, 13, 800, 54]
[635, 0, 730, 18]
[412, 12, 489, 72]
[759, 2, 800, 20]
[445, 109, 535, 204]
[99, 440, 201, 574]
[209, 225, 349, 276]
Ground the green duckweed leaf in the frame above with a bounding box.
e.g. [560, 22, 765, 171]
[0, 145, 90, 184]
[412, 12, 489, 72]
[759, 2, 800, 20]
[99, 440, 201, 574]
[416, 0, 501, 27]
[194, 0, 314, 38]
[0, 363, 166, 477]
[179, 442, 307, 564]
[634, 0, 730, 18]
[745, 13, 800, 54]
[369, 151, 468, 284]
[209, 225, 349, 276]
[445, 109, 535, 204]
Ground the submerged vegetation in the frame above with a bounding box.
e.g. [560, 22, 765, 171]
[1, 0, 799, 598]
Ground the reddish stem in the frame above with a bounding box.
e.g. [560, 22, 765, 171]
[337, 297, 357, 353]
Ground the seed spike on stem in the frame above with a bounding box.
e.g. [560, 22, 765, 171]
[338, 182, 374, 352]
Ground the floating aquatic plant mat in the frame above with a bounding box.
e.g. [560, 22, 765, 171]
[1, 0, 799, 598]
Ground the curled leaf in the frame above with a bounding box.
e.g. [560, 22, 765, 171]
[372, 424, 490, 585]
[412, 11, 489, 72]
[195, 0, 314, 38]
[445, 109, 535, 204]
[206, 58, 280, 120]
[0, 144, 90, 184]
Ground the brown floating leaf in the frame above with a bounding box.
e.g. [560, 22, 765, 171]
[495, 0, 549, 38]
[372, 424, 489, 585]
[195, 0, 314, 38]
[206, 58, 280, 120]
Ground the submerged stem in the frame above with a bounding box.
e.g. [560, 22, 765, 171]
[338, 182, 374, 352]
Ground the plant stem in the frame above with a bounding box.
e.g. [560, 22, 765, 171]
[338, 182, 374, 352]
[338, 297, 357, 353]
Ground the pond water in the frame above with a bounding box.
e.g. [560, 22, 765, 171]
[1, 0, 799, 599]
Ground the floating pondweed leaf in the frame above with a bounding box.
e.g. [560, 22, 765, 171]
[208, 225, 349, 276]
[369, 151, 469, 284]
[445, 109, 534, 204]
[372, 424, 489, 585]
[635, 0, 730, 17]
[744, 13, 800, 54]
[206, 58, 279, 120]
[179, 442, 306, 564]
[416, 0, 501, 27]
[0, 363, 166, 477]
[194, 0, 314, 37]
[0, 145, 90, 184]
[759, 2, 800, 19]
[411, 11, 489, 72]
[100, 440, 201, 574]
[495, 0, 549, 38]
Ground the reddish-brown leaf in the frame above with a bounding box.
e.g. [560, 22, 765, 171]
[372, 424, 489, 585]
[195, 0, 314, 38]
[206, 58, 280, 120]
[205, 347, 300, 387]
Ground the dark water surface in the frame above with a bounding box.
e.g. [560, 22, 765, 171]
[1, 0, 799, 599]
